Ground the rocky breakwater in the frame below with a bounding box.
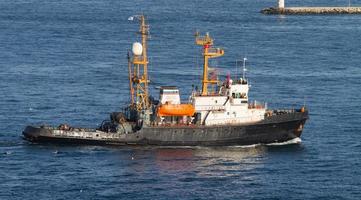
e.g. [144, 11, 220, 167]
[261, 7, 361, 15]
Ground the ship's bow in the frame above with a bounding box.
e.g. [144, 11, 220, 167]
[23, 126, 50, 142]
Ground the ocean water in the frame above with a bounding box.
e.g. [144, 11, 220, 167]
[1, 0, 361, 199]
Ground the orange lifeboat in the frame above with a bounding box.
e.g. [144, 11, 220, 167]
[158, 103, 195, 117]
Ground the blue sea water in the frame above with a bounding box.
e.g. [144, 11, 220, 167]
[1, 0, 361, 199]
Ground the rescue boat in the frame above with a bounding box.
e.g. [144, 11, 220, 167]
[158, 103, 195, 117]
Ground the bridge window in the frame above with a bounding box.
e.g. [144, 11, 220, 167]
[232, 93, 247, 99]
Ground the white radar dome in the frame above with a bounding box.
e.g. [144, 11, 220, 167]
[132, 42, 143, 56]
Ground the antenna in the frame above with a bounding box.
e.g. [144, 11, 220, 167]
[235, 60, 238, 80]
[242, 57, 247, 80]
[303, 96, 306, 107]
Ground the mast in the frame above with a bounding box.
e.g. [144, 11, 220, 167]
[127, 52, 134, 104]
[195, 32, 224, 96]
[128, 15, 150, 111]
[242, 57, 247, 80]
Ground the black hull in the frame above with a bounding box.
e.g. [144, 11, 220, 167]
[23, 111, 308, 146]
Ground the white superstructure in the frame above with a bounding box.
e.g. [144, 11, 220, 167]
[185, 32, 267, 126]
[278, 0, 285, 9]
[159, 86, 181, 104]
[191, 78, 266, 125]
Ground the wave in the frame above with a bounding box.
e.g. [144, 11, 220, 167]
[266, 137, 302, 146]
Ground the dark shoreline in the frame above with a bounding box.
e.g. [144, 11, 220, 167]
[262, 7, 361, 15]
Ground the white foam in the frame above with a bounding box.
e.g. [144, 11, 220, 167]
[226, 144, 260, 149]
[266, 137, 302, 146]
[113, 138, 302, 150]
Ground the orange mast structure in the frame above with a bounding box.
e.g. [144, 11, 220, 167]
[195, 32, 224, 96]
[128, 15, 150, 111]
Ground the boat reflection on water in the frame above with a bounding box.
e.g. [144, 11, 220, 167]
[154, 145, 267, 177]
